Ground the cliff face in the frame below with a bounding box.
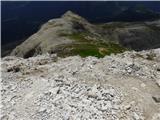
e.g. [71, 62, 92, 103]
[1, 49, 160, 120]
[10, 11, 160, 58]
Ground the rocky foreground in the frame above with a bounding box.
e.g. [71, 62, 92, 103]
[1, 49, 160, 120]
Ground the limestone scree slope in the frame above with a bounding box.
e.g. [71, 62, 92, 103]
[1, 49, 160, 120]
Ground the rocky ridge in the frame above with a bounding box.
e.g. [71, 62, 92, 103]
[1, 49, 160, 120]
[10, 11, 160, 58]
[10, 11, 101, 58]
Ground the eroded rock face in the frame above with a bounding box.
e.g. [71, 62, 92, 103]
[1, 49, 160, 120]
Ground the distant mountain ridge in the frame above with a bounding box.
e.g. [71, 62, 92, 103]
[2, 1, 160, 46]
[113, 5, 160, 22]
[10, 11, 160, 58]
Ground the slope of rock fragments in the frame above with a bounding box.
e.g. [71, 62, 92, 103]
[1, 49, 160, 120]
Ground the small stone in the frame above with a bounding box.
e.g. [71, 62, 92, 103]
[152, 113, 160, 120]
[133, 112, 140, 120]
[38, 107, 47, 112]
[127, 69, 132, 74]
[157, 68, 160, 71]
[156, 79, 160, 87]
[24, 92, 34, 101]
[7, 66, 20, 72]
[132, 87, 139, 91]
[0, 115, 9, 120]
[49, 87, 60, 95]
[124, 104, 131, 110]
[152, 95, 160, 103]
[140, 83, 146, 88]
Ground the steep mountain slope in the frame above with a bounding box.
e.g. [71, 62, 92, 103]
[100, 20, 160, 50]
[10, 11, 126, 58]
[10, 11, 160, 58]
[2, 49, 160, 120]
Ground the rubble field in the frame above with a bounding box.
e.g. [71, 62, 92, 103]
[1, 49, 160, 120]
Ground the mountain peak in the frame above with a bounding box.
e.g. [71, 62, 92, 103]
[62, 10, 85, 21]
[63, 11, 76, 16]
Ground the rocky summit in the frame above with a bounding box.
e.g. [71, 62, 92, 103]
[10, 11, 160, 58]
[1, 49, 160, 120]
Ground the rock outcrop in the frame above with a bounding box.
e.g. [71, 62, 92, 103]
[2, 49, 160, 120]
